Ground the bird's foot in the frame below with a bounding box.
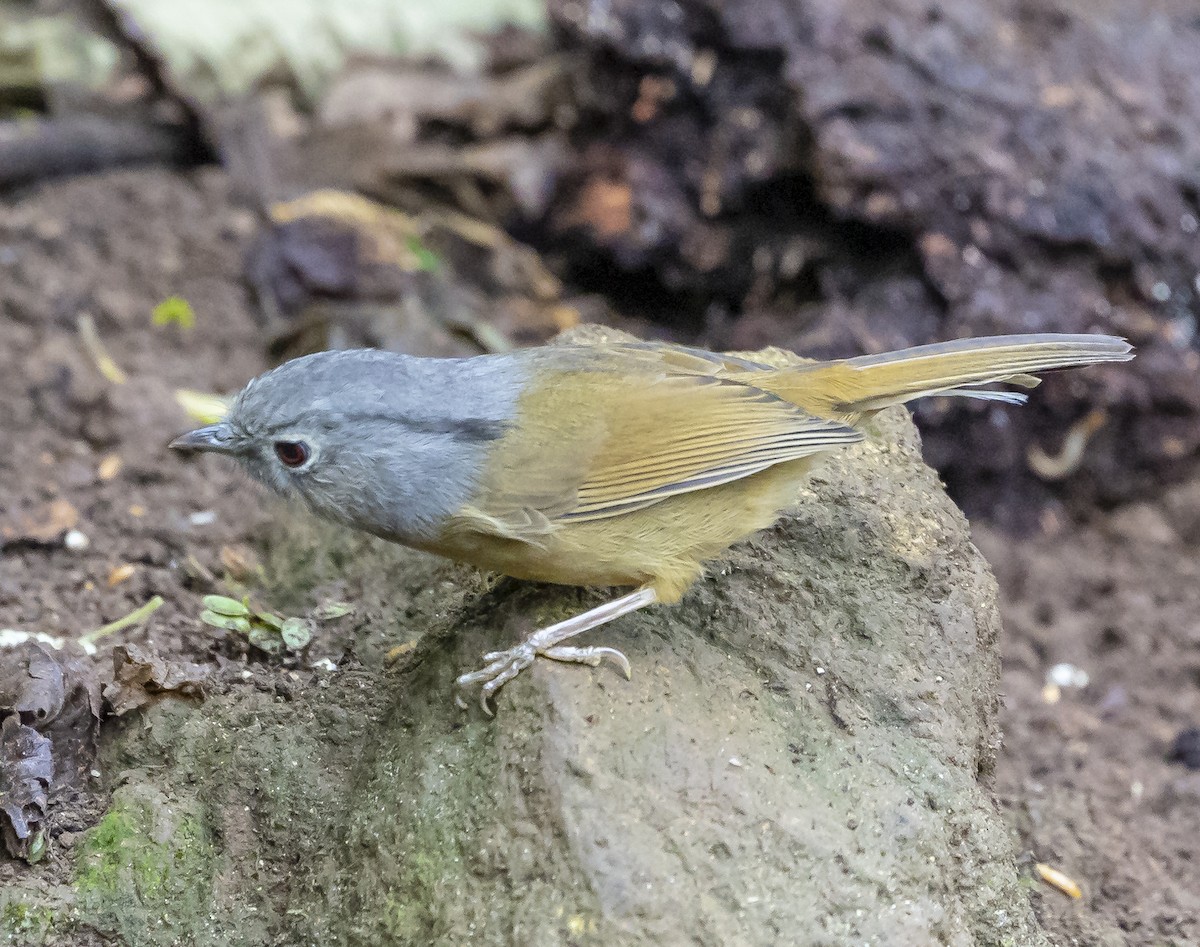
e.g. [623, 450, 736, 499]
[453, 586, 657, 715]
[455, 641, 631, 716]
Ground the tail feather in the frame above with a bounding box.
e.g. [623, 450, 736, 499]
[760, 333, 1133, 420]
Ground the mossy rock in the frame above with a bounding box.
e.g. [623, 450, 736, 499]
[72, 784, 215, 946]
[37, 336, 1049, 946]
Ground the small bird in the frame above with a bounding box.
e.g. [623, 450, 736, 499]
[171, 333, 1132, 711]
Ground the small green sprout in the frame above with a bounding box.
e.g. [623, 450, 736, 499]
[280, 618, 313, 649]
[152, 295, 196, 329]
[405, 235, 441, 272]
[202, 595, 249, 617]
[199, 595, 313, 653]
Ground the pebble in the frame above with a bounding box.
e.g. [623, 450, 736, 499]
[63, 529, 90, 552]
[1046, 662, 1089, 689]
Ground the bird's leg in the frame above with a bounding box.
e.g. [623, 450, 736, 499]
[455, 585, 659, 714]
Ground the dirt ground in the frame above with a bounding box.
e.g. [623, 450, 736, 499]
[979, 506, 1200, 946]
[1, 168, 1198, 945]
[0, 169, 276, 932]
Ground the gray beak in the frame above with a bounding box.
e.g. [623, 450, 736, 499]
[170, 423, 238, 455]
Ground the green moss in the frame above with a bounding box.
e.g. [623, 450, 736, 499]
[0, 900, 58, 945]
[73, 786, 215, 947]
[343, 723, 503, 943]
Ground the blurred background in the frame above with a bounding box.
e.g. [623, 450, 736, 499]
[0, 0, 1197, 943]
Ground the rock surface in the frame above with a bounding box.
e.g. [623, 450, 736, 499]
[14, 355, 1049, 945]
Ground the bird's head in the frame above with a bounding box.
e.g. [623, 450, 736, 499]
[169, 348, 517, 543]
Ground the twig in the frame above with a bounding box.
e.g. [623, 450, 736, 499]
[1027, 410, 1107, 481]
[77, 313, 127, 384]
[79, 596, 164, 648]
[0, 116, 200, 190]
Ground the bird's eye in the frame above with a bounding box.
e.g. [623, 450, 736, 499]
[274, 441, 310, 468]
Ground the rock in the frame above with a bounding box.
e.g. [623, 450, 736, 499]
[57, 338, 1048, 945]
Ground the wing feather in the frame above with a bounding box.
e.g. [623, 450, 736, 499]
[449, 344, 862, 539]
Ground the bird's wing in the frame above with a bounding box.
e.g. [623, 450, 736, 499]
[451, 345, 862, 538]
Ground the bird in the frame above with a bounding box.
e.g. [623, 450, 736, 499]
[170, 332, 1133, 712]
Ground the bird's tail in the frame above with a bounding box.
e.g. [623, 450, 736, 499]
[757, 334, 1133, 420]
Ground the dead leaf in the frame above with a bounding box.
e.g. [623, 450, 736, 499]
[0, 498, 79, 548]
[104, 644, 208, 716]
[0, 715, 53, 859]
[562, 177, 632, 240]
[106, 563, 137, 587]
[219, 544, 262, 583]
[0, 645, 102, 855]
[0, 643, 101, 770]
[0, 644, 67, 726]
[317, 57, 569, 139]
[267, 189, 428, 272]
[97, 453, 123, 481]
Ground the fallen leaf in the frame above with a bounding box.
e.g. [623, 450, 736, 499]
[0, 645, 102, 853]
[97, 453, 123, 481]
[107, 564, 136, 586]
[0, 642, 101, 735]
[0, 715, 53, 860]
[104, 644, 208, 716]
[562, 177, 632, 240]
[219, 544, 262, 583]
[174, 389, 231, 425]
[0, 643, 67, 725]
[0, 498, 79, 548]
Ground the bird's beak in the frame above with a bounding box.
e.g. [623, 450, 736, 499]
[169, 422, 239, 455]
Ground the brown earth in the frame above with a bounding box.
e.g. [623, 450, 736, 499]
[0, 168, 1195, 945]
[979, 503, 1200, 946]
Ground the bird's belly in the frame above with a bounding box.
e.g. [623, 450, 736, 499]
[428, 457, 821, 600]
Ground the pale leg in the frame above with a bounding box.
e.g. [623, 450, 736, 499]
[455, 586, 659, 714]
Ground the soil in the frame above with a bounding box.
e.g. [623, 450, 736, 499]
[0, 167, 1197, 945]
[979, 505, 1200, 946]
[0, 168, 277, 928]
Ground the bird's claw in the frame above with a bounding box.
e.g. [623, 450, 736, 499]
[455, 642, 632, 714]
[455, 644, 537, 716]
[543, 644, 632, 679]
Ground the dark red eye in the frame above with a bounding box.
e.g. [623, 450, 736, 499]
[274, 441, 310, 468]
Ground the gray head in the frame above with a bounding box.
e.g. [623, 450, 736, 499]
[170, 348, 524, 544]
